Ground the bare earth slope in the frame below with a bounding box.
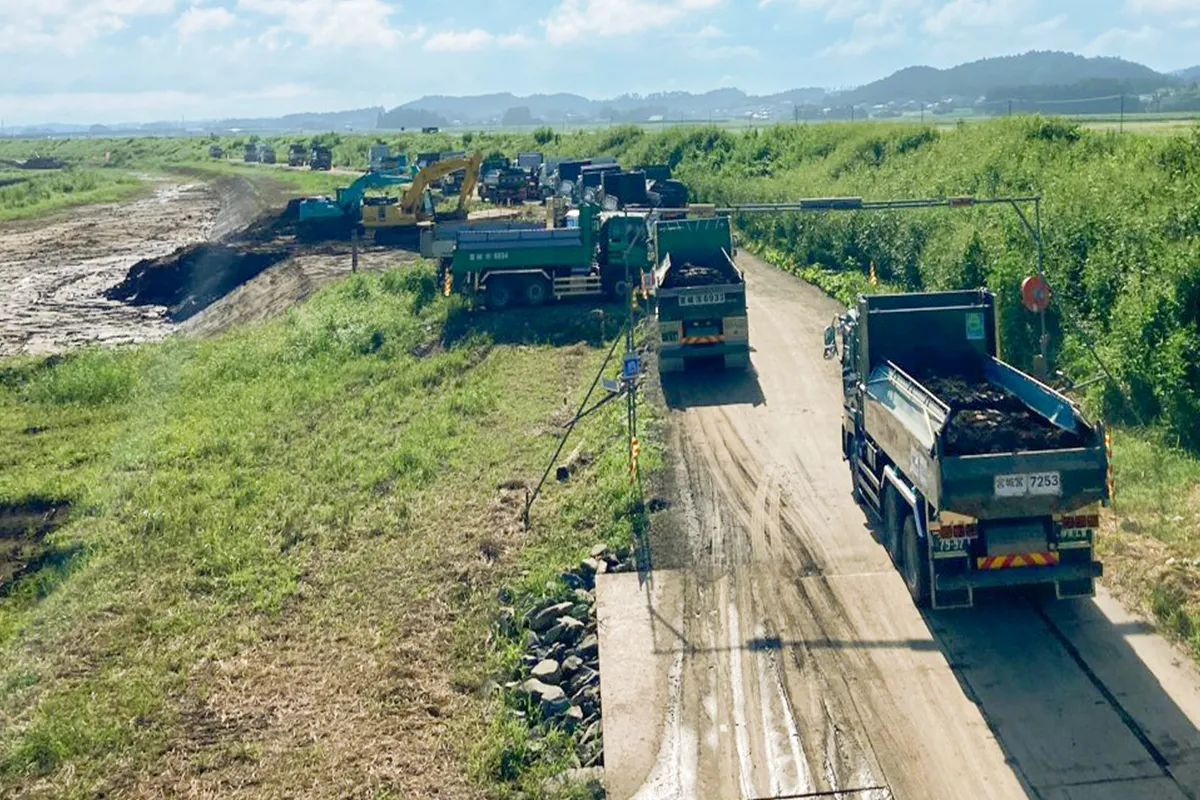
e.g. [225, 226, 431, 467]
[599, 253, 1200, 800]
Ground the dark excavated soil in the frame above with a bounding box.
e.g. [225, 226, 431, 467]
[104, 244, 289, 322]
[659, 261, 742, 289]
[911, 363, 1090, 456]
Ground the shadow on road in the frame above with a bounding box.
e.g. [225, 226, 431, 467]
[921, 591, 1200, 797]
[660, 362, 766, 410]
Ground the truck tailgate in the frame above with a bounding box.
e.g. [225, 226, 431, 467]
[940, 446, 1108, 519]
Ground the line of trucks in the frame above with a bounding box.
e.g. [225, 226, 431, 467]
[288, 145, 1108, 611]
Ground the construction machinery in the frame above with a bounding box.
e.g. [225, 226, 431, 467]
[653, 216, 748, 372]
[296, 169, 412, 241]
[360, 152, 483, 244]
[287, 144, 307, 167]
[445, 205, 648, 309]
[310, 145, 333, 171]
[827, 290, 1107, 609]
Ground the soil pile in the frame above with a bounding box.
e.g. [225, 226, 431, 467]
[660, 260, 742, 289]
[105, 244, 288, 321]
[228, 200, 301, 243]
[912, 363, 1090, 456]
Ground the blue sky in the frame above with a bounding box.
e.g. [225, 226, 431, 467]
[0, 0, 1197, 125]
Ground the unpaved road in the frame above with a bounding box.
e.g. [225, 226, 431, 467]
[599, 254, 1200, 799]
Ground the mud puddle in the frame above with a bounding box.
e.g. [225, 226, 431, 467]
[1, 498, 71, 591]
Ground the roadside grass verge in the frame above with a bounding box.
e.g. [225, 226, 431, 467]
[0, 169, 146, 222]
[1100, 432, 1200, 655]
[0, 262, 653, 799]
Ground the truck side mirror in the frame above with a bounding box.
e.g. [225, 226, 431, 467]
[823, 324, 838, 360]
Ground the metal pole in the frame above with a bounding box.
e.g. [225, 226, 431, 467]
[351, 228, 359, 272]
[1119, 95, 1125, 133]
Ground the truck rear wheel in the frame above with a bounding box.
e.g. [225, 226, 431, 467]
[486, 278, 514, 310]
[901, 515, 930, 607]
[523, 276, 550, 306]
[608, 277, 630, 302]
[882, 486, 904, 567]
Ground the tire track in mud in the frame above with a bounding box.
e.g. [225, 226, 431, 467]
[669, 401, 892, 799]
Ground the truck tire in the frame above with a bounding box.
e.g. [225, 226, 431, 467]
[523, 276, 550, 306]
[882, 486, 904, 567]
[901, 515, 930, 607]
[487, 279, 514, 310]
[608, 276, 630, 302]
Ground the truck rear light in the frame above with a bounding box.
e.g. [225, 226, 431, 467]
[937, 523, 978, 538]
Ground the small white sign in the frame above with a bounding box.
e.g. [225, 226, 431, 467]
[679, 292, 726, 307]
[994, 471, 1061, 497]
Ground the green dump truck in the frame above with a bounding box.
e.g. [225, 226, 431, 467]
[828, 290, 1107, 609]
[652, 217, 749, 372]
[446, 206, 645, 309]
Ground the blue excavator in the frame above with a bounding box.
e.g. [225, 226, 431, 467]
[296, 169, 413, 241]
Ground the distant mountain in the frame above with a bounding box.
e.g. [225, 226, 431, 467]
[837, 51, 1169, 105]
[393, 86, 829, 125]
[212, 107, 383, 132]
[1174, 66, 1200, 82]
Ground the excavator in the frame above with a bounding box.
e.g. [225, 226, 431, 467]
[296, 169, 413, 241]
[361, 152, 483, 244]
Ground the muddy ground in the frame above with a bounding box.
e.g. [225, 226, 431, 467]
[0, 174, 417, 356]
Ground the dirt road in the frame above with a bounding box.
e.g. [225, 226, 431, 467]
[599, 254, 1200, 799]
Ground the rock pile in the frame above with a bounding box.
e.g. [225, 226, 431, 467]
[498, 543, 637, 786]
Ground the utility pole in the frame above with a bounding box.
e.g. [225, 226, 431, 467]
[1008, 99, 1013, 117]
[1119, 94, 1125, 133]
[920, 102, 924, 123]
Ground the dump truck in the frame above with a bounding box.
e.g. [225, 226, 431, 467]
[243, 143, 259, 163]
[287, 144, 307, 167]
[259, 145, 276, 164]
[446, 205, 644, 309]
[209, 145, 225, 159]
[310, 145, 333, 171]
[653, 217, 748, 372]
[827, 290, 1107, 609]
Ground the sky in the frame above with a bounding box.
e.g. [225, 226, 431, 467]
[0, 0, 1198, 126]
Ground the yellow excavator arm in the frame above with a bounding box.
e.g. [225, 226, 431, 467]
[398, 152, 483, 216]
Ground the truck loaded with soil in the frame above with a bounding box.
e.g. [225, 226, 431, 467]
[835, 289, 1108, 609]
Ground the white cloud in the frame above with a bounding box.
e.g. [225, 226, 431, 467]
[176, 5, 235, 39]
[541, 0, 724, 45]
[818, 0, 915, 57]
[696, 23, 726, 37]
[423, 28, 533, 52]
[236, 0, 422, 48]
[1126, 0, 1200, 11]
[0, 0, 176, 52]
[425, 28, 493, 51]
[924, 0, 1028, 34]
[1083, 24, 1161, 55]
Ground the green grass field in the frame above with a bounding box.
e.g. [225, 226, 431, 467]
[0, 169, 146, 222]
[0, 263, 658, 798]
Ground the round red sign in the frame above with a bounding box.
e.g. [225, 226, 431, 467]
[1021, 275, 1052, 313]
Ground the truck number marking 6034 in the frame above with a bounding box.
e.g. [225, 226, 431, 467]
[994, 471, 1062, 497]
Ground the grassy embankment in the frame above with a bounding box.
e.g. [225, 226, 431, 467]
[0, 262, 658, 798]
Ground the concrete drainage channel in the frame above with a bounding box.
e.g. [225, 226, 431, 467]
[498, 544, 639, 796]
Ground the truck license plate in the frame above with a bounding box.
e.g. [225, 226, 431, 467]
[680, 292, 726, 307]
[994, 472, 1062, 497]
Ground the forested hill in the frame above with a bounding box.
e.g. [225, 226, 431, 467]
[832, 52, 1168, 105]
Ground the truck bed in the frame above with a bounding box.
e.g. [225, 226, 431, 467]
[911, 362, 1090, 456]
